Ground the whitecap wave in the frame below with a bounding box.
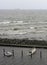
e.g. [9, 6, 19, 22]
[11, 21, 16, 23]
[13, 21, 17, 23]
[0, 21, 10, 24]
[14, 31, 27, 35]
[10, 20, 24, 24]
[16, 21, 23, 23]
[5, 30, 27, 35]
[30, 27, 35, 29]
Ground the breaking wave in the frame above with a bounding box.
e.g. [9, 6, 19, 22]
[0, 21, 10, 24]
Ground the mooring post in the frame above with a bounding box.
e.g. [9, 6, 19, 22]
[31, 53, 32, 58]
[12, 50, 14, 56]
[21, 50, 23, 58]
[3, 49, 5, 56]
[40, 51, 42, 59]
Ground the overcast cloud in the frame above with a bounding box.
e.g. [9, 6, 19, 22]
[0, 0, 47, 9]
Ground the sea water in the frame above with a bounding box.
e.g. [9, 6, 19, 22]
[0, 10, 47, 40]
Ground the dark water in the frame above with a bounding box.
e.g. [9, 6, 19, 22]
[0, 10, 47, 40]
[0, 46, 47, 65]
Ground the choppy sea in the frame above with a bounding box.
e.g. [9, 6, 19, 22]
[0, 10, 47, 40]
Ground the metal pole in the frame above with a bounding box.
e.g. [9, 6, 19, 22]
[40, 51, 42, 59]
[21, 50, 23, 58]
[31, 53, 32, 58]
[12, 50, 14, 56]
[3, 49, 5, 56]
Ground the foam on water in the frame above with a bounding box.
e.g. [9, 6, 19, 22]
[17, 21, 23, 23]
[0, 20, 47, 40]
[3, 30, 27, 35]
[0, 21, 10, 24]
[30, 27, 35, 29]
[11, 21, 23, 24]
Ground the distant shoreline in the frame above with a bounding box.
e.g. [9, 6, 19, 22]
[0, 38, 47, 48]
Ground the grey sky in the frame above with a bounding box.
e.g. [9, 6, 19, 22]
[0, 0, 47, 9]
